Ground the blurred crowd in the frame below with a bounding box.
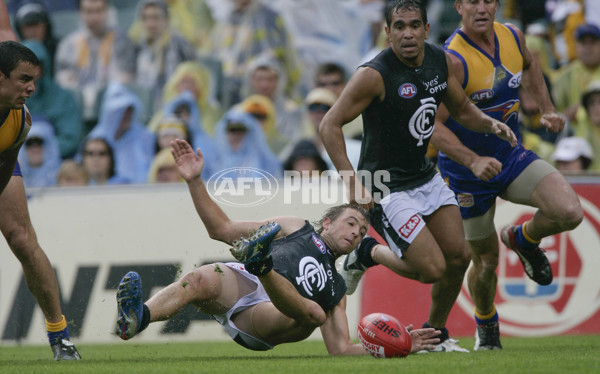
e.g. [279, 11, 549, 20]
[5, 0, 600, 188]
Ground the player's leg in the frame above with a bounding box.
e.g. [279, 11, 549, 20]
[501, 159, 583, 285]
[462, 206, 502, 350]
[508, 163, 582, 238]
[424, 204, 471, 338]
[117, 263, 318, 346]
[462, 206, 499, 315]
[0, 176, 80, 360]
[117, 263, 245, 339]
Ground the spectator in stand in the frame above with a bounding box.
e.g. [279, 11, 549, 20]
[237, 94, 285, 155]
[240, 58, 306, 154]
[152, 115, 189, 152]
[314, 62, 363, 140]
[147, 148, 182, 183]
[571, 81, 600, 171]
[546, 0, 585, 67]
[17, 118, 61, 188]
[79, 137, 128, 185]
[283, 139, 329, 178]
[211, 0, 301, 108]
[152, 91, 219, 179]
[130, 0, 196, 112]
[314, 62, 347, 98]
[524, 22, 557, 79]
[150, 61, 221, 134]
[54, 0, 135, 131]
[87, 82, 155, 184]
[213, 108, 282, 179]
[130, 0, 215, 53]
[303, 87, 362, 172]
[553, 23, 600, 122]
[266, 0, 378, 96]
[56, 159, 89, 187]
[551, 136, 594, 174]
[22, 40, 83, 159]
[13, 2, 58, 74]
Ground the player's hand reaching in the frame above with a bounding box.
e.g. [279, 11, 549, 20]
[469, 156, 502, 182]
[405, 324, 441, 353]
[346, 174, 374, 211]
[540, 112, 566, 133]
[171, 139, 204, 182]
[490, 121, 517, 147]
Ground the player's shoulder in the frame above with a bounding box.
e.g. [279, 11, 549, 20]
[268, 216, 307, 237]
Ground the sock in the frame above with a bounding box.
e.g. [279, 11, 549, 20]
[515, 221, 541, 251]
[423, 322, 449, 342]
[474, 306, 498, 325]
[46, 315, 70, 346]
[139, 304, 151, 333]
[245, 256, 273, 276]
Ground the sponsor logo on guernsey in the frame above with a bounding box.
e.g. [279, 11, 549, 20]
[398, 214, 421, 239]
[424, 76, 447, 94]
[398, 83, 417, 98]
[457, 193, 474, 207]
[312, 233, 326, 254]
[508, 71, 522, 88]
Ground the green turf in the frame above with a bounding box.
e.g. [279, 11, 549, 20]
[1, 335, 599, 374]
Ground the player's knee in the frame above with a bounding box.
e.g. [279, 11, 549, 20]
[418, 260, 446, 283]
[178, 266, 221, 303]
[4, 226, 37, 264]
[561, 201, 584, 231]
[453, 245, 472, 271]
[477, 251, 499, 271]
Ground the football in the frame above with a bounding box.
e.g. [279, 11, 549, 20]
[357, 313, 412, 358]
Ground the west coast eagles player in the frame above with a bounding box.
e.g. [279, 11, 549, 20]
[432, 0, 582, 350]
[0, 2, 80, 360]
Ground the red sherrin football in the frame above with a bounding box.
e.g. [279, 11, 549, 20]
[357, 313, 412, 358]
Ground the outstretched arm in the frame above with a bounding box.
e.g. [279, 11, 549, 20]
[170, 139, 303, 244]
[319, 297, 440, 356]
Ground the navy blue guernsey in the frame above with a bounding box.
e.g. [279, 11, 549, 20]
[271, 221, 346, 312]
[359, 43, 449, 195]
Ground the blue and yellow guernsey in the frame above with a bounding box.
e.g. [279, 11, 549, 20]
[440, 22, 523, 163]
[0, 106, 30, 153]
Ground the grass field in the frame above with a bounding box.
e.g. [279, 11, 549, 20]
[1, 335, 599, 374]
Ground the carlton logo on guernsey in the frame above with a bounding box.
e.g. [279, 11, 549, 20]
[0, 106, 30, 152]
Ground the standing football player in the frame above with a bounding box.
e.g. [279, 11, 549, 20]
[0, 2, 80, 360]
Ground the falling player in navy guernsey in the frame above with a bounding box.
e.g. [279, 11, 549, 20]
[114, 139, 441, 355]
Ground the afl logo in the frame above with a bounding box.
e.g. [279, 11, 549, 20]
[312, 233, 326, 254]
[470, 89, 493, 102]
[295, 256, 327, 297]
[456, 196, 600, 336]
[206, 167, 279, 207]
[398, 83, 417, 98]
